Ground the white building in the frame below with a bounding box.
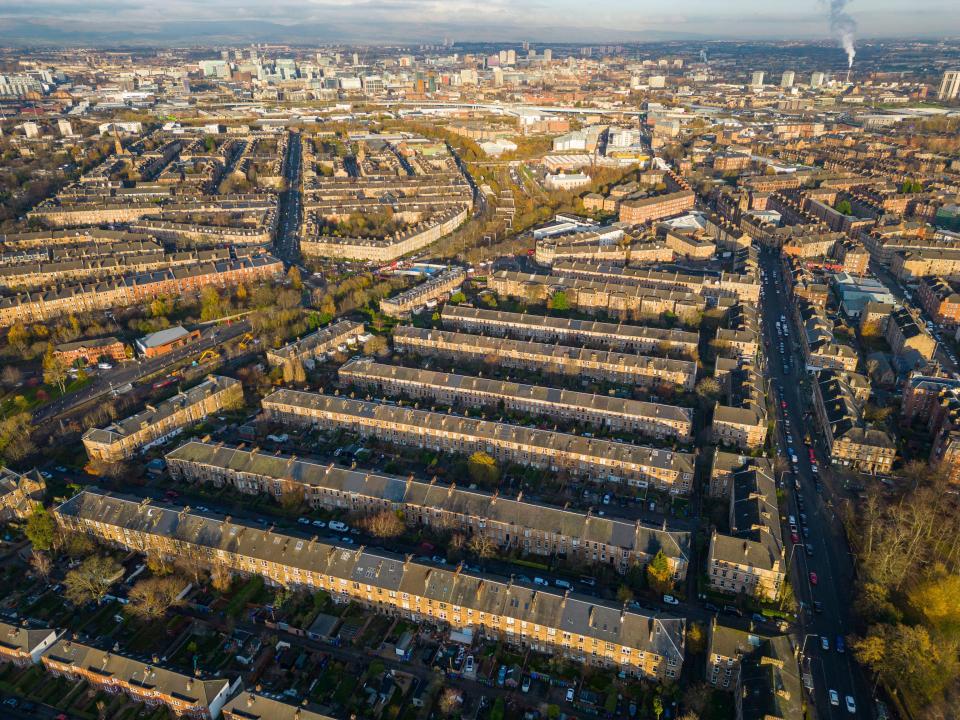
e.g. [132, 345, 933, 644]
[751, 71, 765, 89]
[810, 72, 825, 88]
[938, 70, 960, 101]
[544, 171, 591, 191]
[781, 71, 795, 88]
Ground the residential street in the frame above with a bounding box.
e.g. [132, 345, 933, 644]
[759, 250, 872, 719]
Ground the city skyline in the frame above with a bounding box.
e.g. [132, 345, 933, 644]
[0, 0, 958, 45]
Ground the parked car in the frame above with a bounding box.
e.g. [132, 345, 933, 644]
[821, 636, 830, 651]
[566, 687, 576, 703]
[663, 595, 680, 605]
[829, 690, 839, 706]
[845, 696, 857, 714]
[836, 636, 845, 653]
[809, 572, 818, 585]
[521, 676, 531, 693]
[328, 521, 349, 532]
[464, 656, 474, 674]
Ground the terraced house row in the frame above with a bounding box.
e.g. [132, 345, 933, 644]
[165, 440, 691, 578]
[265, 320, 366, 369]
[262, 389, 695, 491]
[0, 255, 283, 326]
[338, 358, 693, 438]
[550, 261, 761, 303]
[440, 305, 699, 356]
[54, 489, 687, 680]
[487, 270, 705, 321]
[392, 326, 698, 391]
[82, 375, 243, 463]
[379, 266, 466, 318]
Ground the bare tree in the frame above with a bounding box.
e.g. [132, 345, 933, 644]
[128, 576, 187, 619]
[29, 551, 52, 583]
[364, 510, 405, 538]
[470, 532, 497, 559]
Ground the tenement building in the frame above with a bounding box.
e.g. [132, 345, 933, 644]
[262, 390, 695, 490]
[265, 320, 366, 369]
[440, 305, 699, 356]
[338, 358, 693, 436]
[82, 375, 243, 463]
[55, 489, 687, 680]
[392, 326, 698, 390]
[379, 267, 466, 318]
[166, 440, 692, 578]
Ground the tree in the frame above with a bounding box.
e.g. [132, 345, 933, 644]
[280, 487, 306, 513]
[146, 552, 173, 577]
[287, 266, 303, 291]
[29, 551, 52, 583]
[617, 584, 635, 604]
[548, 291, 570, 311]
[695, 377, 721, 404]
[25, 507, 56, 551]
[7, 323, 29, 354]
[686, 621, 707, 654]
[363, 335, 389, 357]
[200, 286, 224, 322]
[364, 510, 405, 538]
[127, 576, 186, 619]
[1, 365, 22, 388]
[64, 555, 123, 605]
[907, 573, 960, 637]
[438, 688, 462, 716]
[836, 199, 853, 215]
[467, 451, 500, 485]
[210, 563, 233, 593]
[0, 412, 34, 462]
[652, 695, 664, 720]
[490, 697, 505, 720]
[646, 550, 673, 594]
[470, 532, 497, 559]
[449, 291, 467, 304]
[42, 343, 69, 395]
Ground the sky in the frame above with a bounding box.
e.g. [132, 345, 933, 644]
[0, 0, 957, 44]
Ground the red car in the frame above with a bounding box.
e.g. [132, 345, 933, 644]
[809, 572, 819, 585]
[808, 448, 816, 462]
[791, 532, 800, 544]
[781, 401, 787, 409]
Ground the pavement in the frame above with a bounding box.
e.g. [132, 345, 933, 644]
[32, 319, 252, 425]
[759, 250, 873, 719]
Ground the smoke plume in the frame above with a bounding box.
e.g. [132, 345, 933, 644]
[828, 0, 857, 68]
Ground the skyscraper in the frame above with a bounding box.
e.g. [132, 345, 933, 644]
[781, 70, 795, 88]
[751, 71, 765, 89]
[543, 48, 553, 62]
[938, 70, 960, 101]
[810, 72, 825, 88]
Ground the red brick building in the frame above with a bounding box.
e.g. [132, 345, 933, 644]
[54, 337, 126, 366]
[918, 276, 960, 328]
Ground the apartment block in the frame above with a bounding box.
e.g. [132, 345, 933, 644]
[55, 489, 687, 680]
[487, 271, 705, 322]
[262, 390, 695, 491]
[0, 466, 45, 522]
[166, 441, 691, 578]
[918, 276, 960, 328]
[708, 452, 773, 499]
[380, 267, 466, 318]
[223, 693, 336, 720]
[265, 320, 366, 369]
[440, 305, 699, 356]
[707, 464, 784, 601]
[0, 622, 58, 667]
[706, 621, 802, 720]
[82, 376, 243, 463]
[42, 637, 237, 719]
[885, 307, 937, 367]
[813, 370, 895, 474]
[54, 337, 126, 367]
[392, 326, 698, 391]
[618, 190, 696, 225]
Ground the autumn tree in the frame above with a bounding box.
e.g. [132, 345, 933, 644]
[200, 286, 224, 322]
[646, 550, 674, 594]
[0, 412, 34, 463]
[467, 451, 500, 485]
[127, 576, 187, 619]
[280, 486, 306, 513]
[25, 507, 56, 551]
[210, 563, 233, 593]
[686, 622, 707, 654]
[42, 343, 69, 395]
[7, 323, 29, 355]
[363, 335, 389, 357]
[547, 291, 570, 311]
[64, 555, 123, 605]
[287, 266, 303, 290]
[438, 688, 462, 716]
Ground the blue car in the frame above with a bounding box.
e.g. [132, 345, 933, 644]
[836, 636, 845, 653]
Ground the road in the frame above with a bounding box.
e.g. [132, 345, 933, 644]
[759, 250, 872, 719]
[275, 129, 302, 262]
[33, 320, 252, 424]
